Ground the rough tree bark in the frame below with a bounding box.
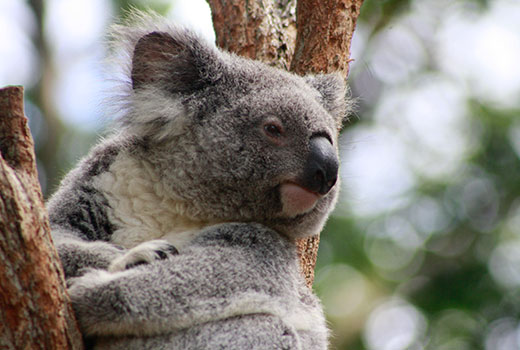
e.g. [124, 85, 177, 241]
[0, 86, 83, 350]
[208, 0, 363, 287]
[208, 0, 297, 69]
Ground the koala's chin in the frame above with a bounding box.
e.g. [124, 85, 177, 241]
[279, 183, 321, 218]
[271, 183, 339, 240]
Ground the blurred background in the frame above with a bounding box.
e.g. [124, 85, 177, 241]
[1, 0, 519, 349]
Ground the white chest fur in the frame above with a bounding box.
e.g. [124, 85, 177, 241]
[92, 154, 216, 249]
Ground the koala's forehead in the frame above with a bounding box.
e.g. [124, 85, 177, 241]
[223, 74, 336, 133]
[186, 54, 337, 134]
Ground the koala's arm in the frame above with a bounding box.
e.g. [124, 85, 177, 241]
[48, 183, 125, 278]
[47, 142, 125, 278]
[68, 224, 310, 338]
[92, 314, 304, 350]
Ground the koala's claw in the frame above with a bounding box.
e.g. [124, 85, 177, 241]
[156, 245, 179, 259]
[108, 240, 178, 272]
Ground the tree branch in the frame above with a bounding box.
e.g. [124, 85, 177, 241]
[0, 86, 83, 350]
[290, 0, 363, 287]
[291, 0, 363, 77]
[208, 0, 297, 69]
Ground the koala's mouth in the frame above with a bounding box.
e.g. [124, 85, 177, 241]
[279, 182, 321, 218]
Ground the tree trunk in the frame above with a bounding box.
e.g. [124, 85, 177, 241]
[208, 0, 297, 70]
[208, 0, 363, 287]
[0, 86, 83, 350]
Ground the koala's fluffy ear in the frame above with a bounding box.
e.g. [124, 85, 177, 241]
[131, 30, 218, 92]
[305, 73, 351, 129]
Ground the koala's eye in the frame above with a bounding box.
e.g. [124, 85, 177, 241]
[263, 122, 284, 138]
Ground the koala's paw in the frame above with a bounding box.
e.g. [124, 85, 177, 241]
[108, 240, 178, 272]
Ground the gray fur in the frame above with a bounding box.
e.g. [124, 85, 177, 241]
[48, 10, 350, 350]
[48, 136, 125, 277]
[69, 224, 328, 350]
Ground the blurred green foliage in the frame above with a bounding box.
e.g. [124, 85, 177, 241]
[314, 0, 520, 349]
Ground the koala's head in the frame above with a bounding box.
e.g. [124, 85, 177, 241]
[112, 13, 350, 239]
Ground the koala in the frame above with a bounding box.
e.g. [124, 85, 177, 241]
[47, 11, 349, 350]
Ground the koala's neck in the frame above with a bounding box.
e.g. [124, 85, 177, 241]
[92, 153, 219, 249]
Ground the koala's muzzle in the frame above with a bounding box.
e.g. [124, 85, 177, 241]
[302, 136, 339, 195]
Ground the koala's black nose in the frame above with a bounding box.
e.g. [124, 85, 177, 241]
[302, 136, 339, 195]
